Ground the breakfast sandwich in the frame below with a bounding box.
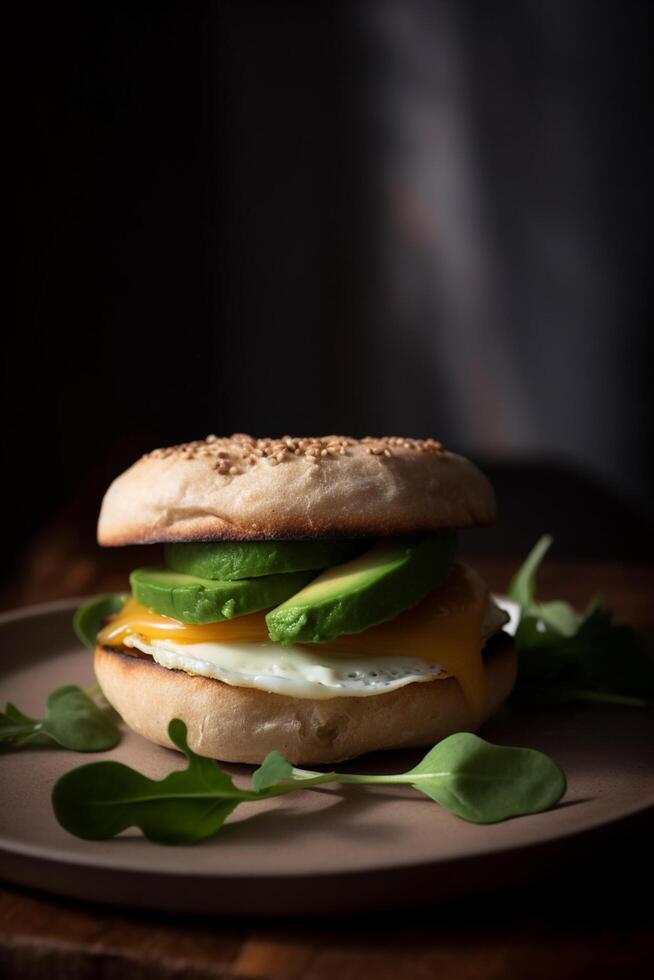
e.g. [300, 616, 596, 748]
[92, 434, 514, 763]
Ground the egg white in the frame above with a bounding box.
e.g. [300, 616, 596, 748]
[124, 634, 445, 698]
[123, 599, 509, 700]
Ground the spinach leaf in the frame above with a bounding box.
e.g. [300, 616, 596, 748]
[292, 733, 566, 824]
[74, 594, 128, 650]
[0, 704, 42, 747]
[0, 686, 120, 751]
[401, 733, 566, 823]
[509, 533, 552, 609]
[509, 536, 654, 705]
[509, 535, 581, 645]
[251, 750, 293, 791]
[52, 722, 567, 843]
[52, 719, 257, 843]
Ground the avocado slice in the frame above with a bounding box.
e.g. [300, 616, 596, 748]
[164, 539, 366, 581]
[130, 567, 318, 625]
[265, 532, 457, 645]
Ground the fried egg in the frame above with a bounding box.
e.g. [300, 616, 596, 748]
[123, 597, 508, 700]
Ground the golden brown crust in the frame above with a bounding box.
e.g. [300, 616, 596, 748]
[94, 635, 516, 764]
[97, 434, 497, 545]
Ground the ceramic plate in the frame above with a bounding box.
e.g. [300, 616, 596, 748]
[0, 598, 652, 916]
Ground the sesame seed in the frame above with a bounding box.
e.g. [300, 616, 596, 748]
[142, 433, 446, 465]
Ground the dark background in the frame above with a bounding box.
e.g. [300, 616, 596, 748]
[6, 1, 652, 585]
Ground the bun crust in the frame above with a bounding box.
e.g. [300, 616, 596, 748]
[98, 434, 496, 545]
[94, 635, 516, 764]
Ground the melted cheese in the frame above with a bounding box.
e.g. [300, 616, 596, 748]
[98, 600, 270, 646]
[324, 563, 489, 712]
[97, 563, 493, 709]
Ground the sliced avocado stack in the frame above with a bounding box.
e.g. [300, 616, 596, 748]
[129, 533, 457, 636]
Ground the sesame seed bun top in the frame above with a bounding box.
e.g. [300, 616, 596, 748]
[97, 434, 497, 545]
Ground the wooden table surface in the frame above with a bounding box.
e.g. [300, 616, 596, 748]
[1, 466, 653, 979]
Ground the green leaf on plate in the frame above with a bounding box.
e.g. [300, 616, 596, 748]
[41, 685, 120, 751]
[52, 719, 256, 844]
[508, 534, 553, 609]
[509, 536, 654, 705]
[252, 750, 293, 791]
[52, 720, 569, 844]
[402, 732, 567, 823]
[0, 685, 120, 752]
[74, 594, 128, 650]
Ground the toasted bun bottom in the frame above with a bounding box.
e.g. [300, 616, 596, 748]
[95, 636, 516, 764]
